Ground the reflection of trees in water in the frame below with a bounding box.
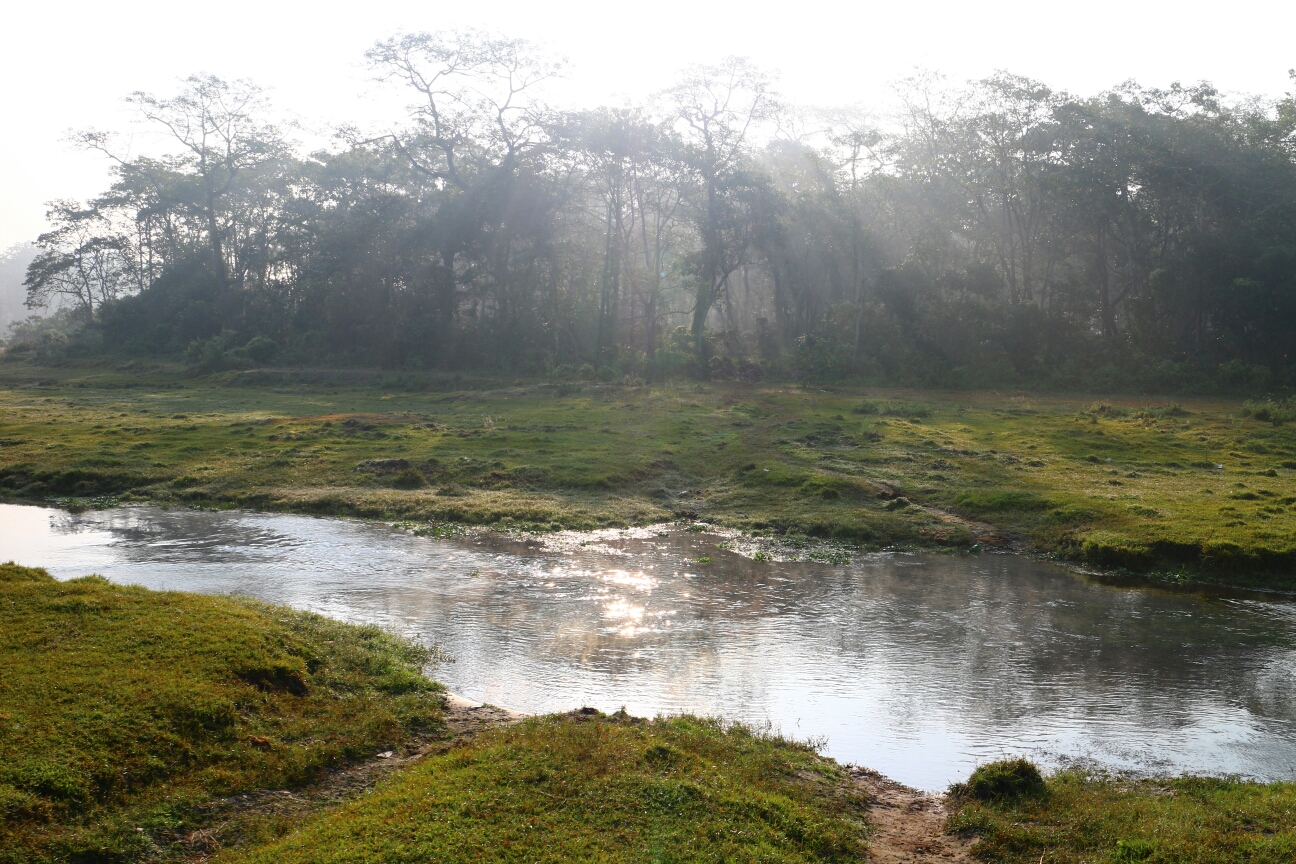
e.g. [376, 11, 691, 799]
[25, 505, 1296, 777]
[54, 506, 305, 562]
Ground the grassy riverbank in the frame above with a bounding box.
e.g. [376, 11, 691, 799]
[232, 713, 868, 864]
[4, 561, 1294, 863]
[950, 762, 1296, 863]
[0, 562, 444, 863]
[4, 359, 1296, 586]
[1, 562, 869, 862]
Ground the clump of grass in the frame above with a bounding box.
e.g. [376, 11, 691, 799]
[232, 713, 869, 864]
[949, 758, 1046, 802]
[1084, 402, 1129, 418]
[0, 563, 444, 863]
[1132, 404, 1188, 421]
[949, 770, 1296, 864]
[1239, 399, 1296, 426]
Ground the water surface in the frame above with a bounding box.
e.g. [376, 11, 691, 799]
[3, 502, 1294, 790]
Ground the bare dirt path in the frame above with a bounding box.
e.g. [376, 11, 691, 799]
[850, 767, 976, 863]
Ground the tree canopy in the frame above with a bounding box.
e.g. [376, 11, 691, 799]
[18, 43, 1296, 392]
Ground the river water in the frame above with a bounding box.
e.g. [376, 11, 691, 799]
[3, 502, 1295, 790]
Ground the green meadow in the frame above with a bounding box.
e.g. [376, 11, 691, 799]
[0, 562, 443, 863]
[5, 361, 1296, 587]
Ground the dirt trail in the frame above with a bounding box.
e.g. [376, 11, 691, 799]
[850, 768, 976, 863]
[921, 503, 1022, 552]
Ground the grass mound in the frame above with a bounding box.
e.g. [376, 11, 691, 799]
[0, 563, 444, 863]
[950, 771, 1296, 863]
[951, 758, 1046, 802]
[232, 712, 869, 864]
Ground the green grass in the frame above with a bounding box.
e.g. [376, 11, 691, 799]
[0, 559, 870, 862]
[4, 555, 1293, 863]
[950, 763, 1296, 863]
[230, 712, 868, 864]
[0, 562, 444, 863]
[5, 359, 1296, 585]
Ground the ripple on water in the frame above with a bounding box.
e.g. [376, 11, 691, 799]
[2, 502, 1296, 790]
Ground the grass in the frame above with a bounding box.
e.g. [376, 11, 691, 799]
[4, 359, 1296, 586]
[0, 560, 870, 863]
[3, 554, 1292, 863]
[230, 712, 868, 864]
[0, 562, 444, 863]
[950, 761, 1296, 863]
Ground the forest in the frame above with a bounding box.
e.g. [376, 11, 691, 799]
[10, 32, 1296, 394]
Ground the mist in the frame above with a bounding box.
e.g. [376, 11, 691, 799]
[4, 10, 1296, 393]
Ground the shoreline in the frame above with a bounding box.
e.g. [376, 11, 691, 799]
[10, 493, 1296, 599]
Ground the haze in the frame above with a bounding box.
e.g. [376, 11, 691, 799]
[2, 0, 1293, 251]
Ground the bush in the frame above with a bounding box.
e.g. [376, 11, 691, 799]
[391, 468, 426, 489]
[953, 758, 1047, 801]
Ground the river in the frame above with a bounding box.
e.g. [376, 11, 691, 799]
[3, 502, 1294, 790]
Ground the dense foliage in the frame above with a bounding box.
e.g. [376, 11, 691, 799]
[15, 35, 1296, 391]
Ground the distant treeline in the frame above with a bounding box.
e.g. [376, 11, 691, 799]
[11, 33, 1296, 392]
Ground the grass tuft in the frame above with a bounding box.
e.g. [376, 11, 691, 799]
[950, 758, 1046, 802]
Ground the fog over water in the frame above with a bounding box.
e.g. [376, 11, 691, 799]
[4, 502, 1295, 791]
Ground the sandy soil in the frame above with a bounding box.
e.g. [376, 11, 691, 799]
[851, 767, 976, 863]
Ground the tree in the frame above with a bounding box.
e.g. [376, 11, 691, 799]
[666, 57, 775, 371]
[24, 201, 131, 323]
[117, 75, 287, 293]
[365, 31, 562, 362]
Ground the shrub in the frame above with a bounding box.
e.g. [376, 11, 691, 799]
[953, 758, 1047, 802]
[391, 468, 426, 489]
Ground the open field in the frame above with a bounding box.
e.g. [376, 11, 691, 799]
[4, 360, 1296, 586]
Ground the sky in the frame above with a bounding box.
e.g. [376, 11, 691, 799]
[2, 0, 1293, 252]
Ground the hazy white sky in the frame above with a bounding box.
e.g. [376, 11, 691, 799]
[2, 0, 1292, 251]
